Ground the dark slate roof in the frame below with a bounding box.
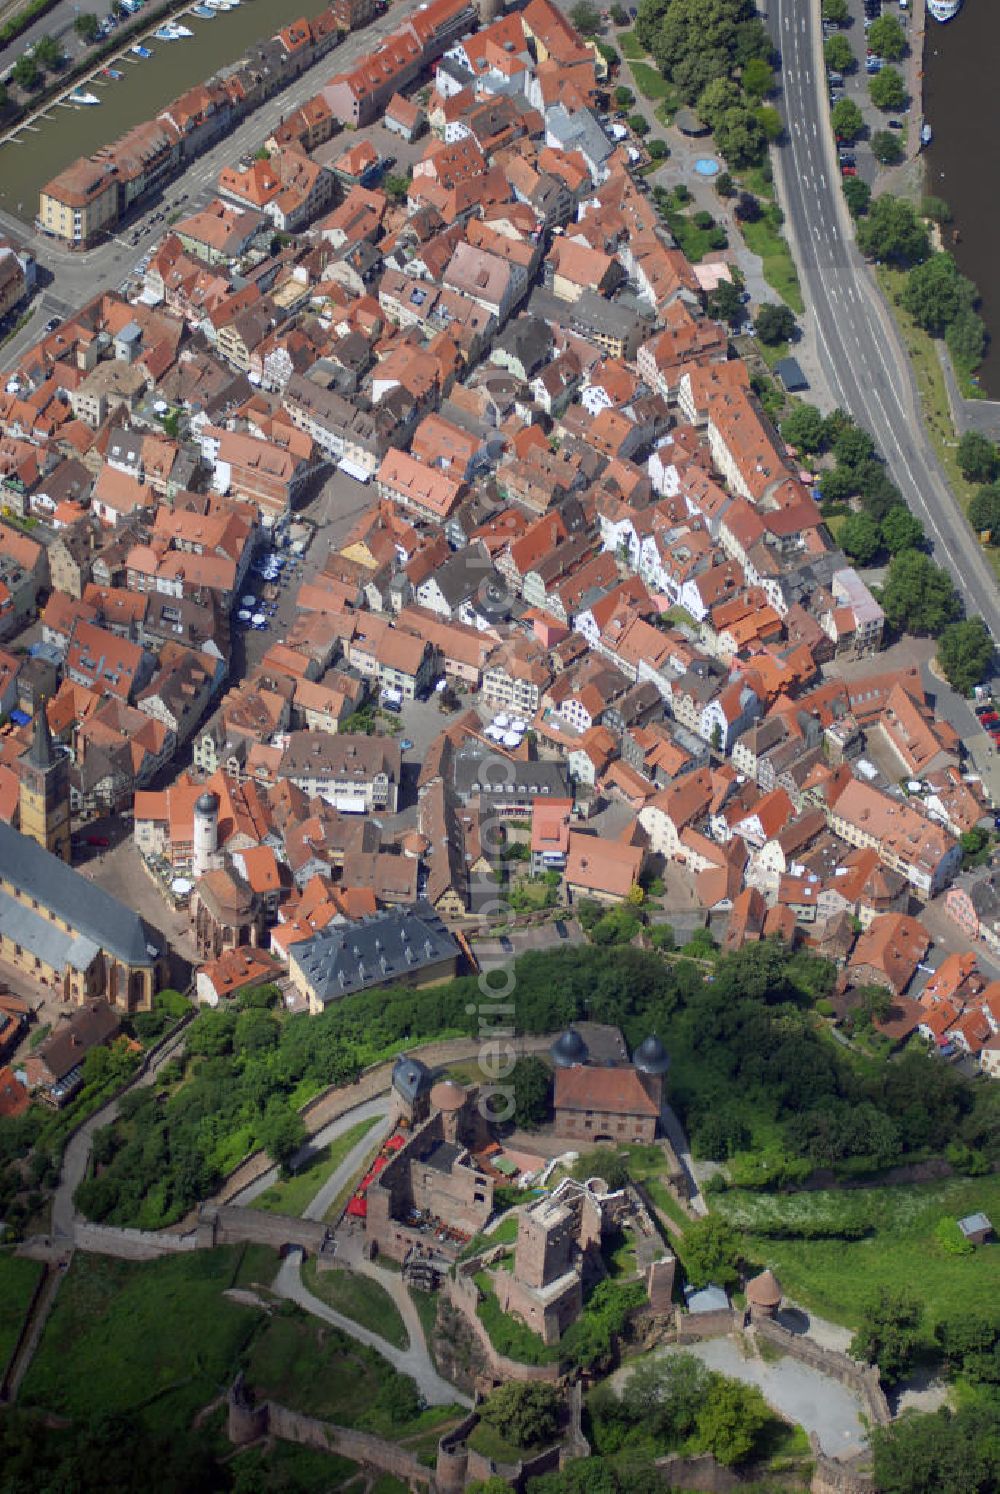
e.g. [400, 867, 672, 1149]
[775, 357, 808, 392]
[452, 748, 570, 804]
[25, 706, 57, 770]
[392, 1054, 433, 1104]
[550, 1028, 589, 1068]
[0, 823, 160, 968]
[291, 900, 458, 1006]
[632, 1034, 670, 1075]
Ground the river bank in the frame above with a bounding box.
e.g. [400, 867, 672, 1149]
[923, 1, 1000, 396]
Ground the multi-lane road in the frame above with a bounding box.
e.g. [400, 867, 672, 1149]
[771, 0, 1000, 655]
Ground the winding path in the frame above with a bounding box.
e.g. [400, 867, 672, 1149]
[272, 1249, 471, 1409]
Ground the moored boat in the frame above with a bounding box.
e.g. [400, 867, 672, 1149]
[927, 0, 961, 20]
[921, 122, 933, 147]
[131, 43, 152, 56]
[191, 5, 216, 15]
[68, 90, 101, 104]
[102, 66, 123, 78]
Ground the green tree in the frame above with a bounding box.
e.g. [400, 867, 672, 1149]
[823, 34, 854, 72]
[696, 1375, 769, 1465]
[901, 253, 976, 336]
[741, 55, 773, 99]
[572, 1148, 630, 1191]
[629, 113, 650, 136]
[934, 1310, 1000, 1382]
[479, 1382, 562, 1449]
[843, 176, 872, 218]
[850, 1287, 923, 1384]
[839, 511, 882, 566]
[921, 194, 952, 223]
[871, 129, 904, 165]
[754, 301, 796, 345]
[257, 1101, 305, 1171]
[822, 0, 849, 20]
[781, 401, 826, 453]
[870, 66, 906, 111]
[382, 173, 410, 201]
[968, 483, 1000, 536]
[614, 84, 635, 107]
[648, 137, 668, 159]
[715, 170, 735, 197]
[856, 195, 930, 266]
[570, 1, 602, 35]
[867, 13, 907, 60]
[510, 1056, 552, 1130]
[881, 549, 961, 635]
[957, 430, 999, 482]
[609, 3, 628, 23]
[682, 1215, 742, 1289]
[74, 12, 100, 41]
[946, 309, 987, 370]
[937, 618, 994, 696]
[871, 1405, 1000, 1493]
[12, 55, 40, 89]
[880, 505, 924, 554]
[831, 97, 864, 141]
[623, 1353, 708, 1442]
[33, 34, 62, 68]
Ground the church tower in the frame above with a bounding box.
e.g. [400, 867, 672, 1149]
[18, 707, 71, 862]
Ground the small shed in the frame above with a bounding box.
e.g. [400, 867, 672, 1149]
[957, 1212, 994, 1247]
[775, 356, 808, 392]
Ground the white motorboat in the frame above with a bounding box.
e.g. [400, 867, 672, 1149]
[68, 90, 101, 104]
[927, 0, 961, 19]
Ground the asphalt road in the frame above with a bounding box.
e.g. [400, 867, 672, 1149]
[771, 0, 1000, 662]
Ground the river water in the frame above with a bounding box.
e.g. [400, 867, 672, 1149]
[0, 0, 330, 223]
[923, 0, 1000, 395]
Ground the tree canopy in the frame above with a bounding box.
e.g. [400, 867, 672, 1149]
[968, 483, 1000, 537]
[937, 618, 994, 696]
[871, 1404, 1000, 1493]
[867, 13, 907, 60]
[479, 1382, 563, 1449]
[839, 511, 882, 567]
[849, 1287, 923, 1383]
[830, 97, 863, 141]
[901, 253, 977, 337]
[880, 549, 961, 636]
[754, 302, 796, 345]
[823, 34, 854, 72]
[871, 130, 904, 165]
[856, 196, 930, 267]
[780, 401, 826, 453]
[957, 430, 998, 483]
[869, 66, 906, 111]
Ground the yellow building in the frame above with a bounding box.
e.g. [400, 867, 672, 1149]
[18, 709, 70, 862]
[38, 158, 119, 248]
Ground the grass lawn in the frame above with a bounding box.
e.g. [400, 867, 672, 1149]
[629, 61, 680, 116]
[246, 1311, 458, 1438]
[876, 265, 1000, 583]
[619, 29, 645, 59]
[19, 1247, 273, 1436]
[250, 1116, 382, 1217]
[659, 203, 728, 264]
[0, 1254, 43, 1369]
[231, 1442, 361, 1492]
[460, 1211, 520, 1260]
[468, 1419, 550, 1464]
[659, 604, 699, 629]
[409, 1287, 440, 1365]
[739, 214, 804, 314]
[301, 1259, 409, 1349]
[717, 1173, 1000, 1338]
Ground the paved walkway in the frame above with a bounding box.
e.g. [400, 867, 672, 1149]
[272, 1249, 470, 1409]
[229, 1096, 392, 1212]
[658, 1103, 708, 1217]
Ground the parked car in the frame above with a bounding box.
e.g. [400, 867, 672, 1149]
[499, 935, 514, 953]
[400, 738, 414, 751]
[555, 921, 569, 940]
[841, 165, 858, 177]
[888, 119, 903, 130]
[87, 835, 109, 847]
